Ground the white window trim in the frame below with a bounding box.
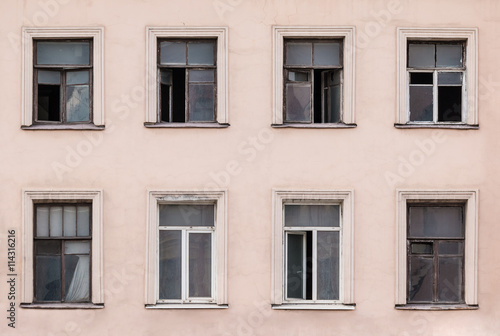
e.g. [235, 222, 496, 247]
[21, 189, 104, 307]
[272, 26, 356, 127]
[395, 189, 478, 308]
[145, 190, 227, 308]
[21, 27, 105, 128]
[145, 27, 229, 126]
[396, 28, 478, 128]
[272, 190, 354, 310]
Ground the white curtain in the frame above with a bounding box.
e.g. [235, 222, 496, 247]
[66, 255, 90, 301]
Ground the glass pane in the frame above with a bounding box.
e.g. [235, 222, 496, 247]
[188, 84, 215, 121]
[65, 241, 90, 254]
[160, 70, 172, 84]
[439, 241, 463, 255]
[50, 207, 63, 236]
[285, 205, 340, 227]
[438, 86, 462, 122]
[159, 230, 182, 300]
[286, 42, 312, 66]
[436, 44, 462, 67]
[66, 86, 90, 122]
[438, 257, 463, 302]
[63, 206, 77, 237]
[408, 44, 435, 67]
[409, 86, 433, 121]
[36, 207, 50, 237]
[287, 233, 304, 299]
[77, 206, 90, 236]
[38, 70, 60, 84]
[35, 255, 61, 301]
[410, 72, 433, 85]
[288, 71, 309, 82]
[160, 41, 186, 65]
[35, 240, 61, 255]
[314, 42, 340, 66]
[325, 70, 341, 123]
[408, 256, 433, 302]
[37, 84, 61, 122]
[160, 205, 214, 227]
[189, 69, 214, 82]
[187, 42, 215, 65]
[285, 84, 312, 122]
[189, 233, 212, 298]
[67, 71, 89, 85]
[410, 242, 433, 254]
[438, 72, 462, 85]
[37, 41, 90, 65]
[409, 206, 464, 238]
[64, 255, 90, 302]
[317, 231, 339, 300]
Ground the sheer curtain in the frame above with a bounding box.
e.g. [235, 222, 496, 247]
[66, 255, 90, 301]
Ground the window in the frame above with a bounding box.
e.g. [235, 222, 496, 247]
[146, 190, 227, 308]
[22, 27, 104, 130]
[396, 190, 478, 309]
[272, 190, 354, 310]
[396, 28, 478, 128]
[21, 190, 103, 308]
[146, 27, 228, 127]
[272, 27, 355, 128]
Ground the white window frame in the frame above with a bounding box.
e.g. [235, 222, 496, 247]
[272, 26, 356, 128]
[145, 190, 227, 308]
[21, 27, 105, 129]
[396, 28, 478, 129]
[396, 189, 478, 309]
[21, 189, 104, 308]
[272, 190, 354, 310]
[145, 27, 228, 127]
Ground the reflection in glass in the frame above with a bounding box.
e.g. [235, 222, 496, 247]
[285, 84, 312, 122]
[317, 231, 339, 300]
[66, 86, 90, 122]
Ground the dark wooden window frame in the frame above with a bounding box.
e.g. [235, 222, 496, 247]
[33, 202, 92, 303]
[156, 38, 217, 124]
[33, 38, 94, 125]
[283, 38, 344, 124]
[406, 202, 465, 304]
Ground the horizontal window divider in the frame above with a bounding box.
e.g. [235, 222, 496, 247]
[272, 303, 356, 311]
[395, 304, 478, 311]
[394, 123, 478, 130]
[272, 123, 356, 129]
[144, 122, 229, 128]
[145, 304, 228, 310]
[22, 124, 105, 131]
[20, 303, 104, 309]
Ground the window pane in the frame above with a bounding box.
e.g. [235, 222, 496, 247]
[35, 255, 61, 301]
[410, 72, 433, 85]
[410, 242, 433, 254]
[35, 240, 61, 255]
[36, 207, 50, 237]
[313, 42, 340, 66]
[187, 42, 215, 65]
[438, 257, 463, 302]
[188, 84, 215, 121]
[63, 206, 77, 237]
[439, 241, 463, 255]
[159, 230, 182, 300]
[189, 233, 212, 298]
[408, 44, 435, 68]
[317, 231, 339, 300]
[37, 41, 90, 65]
[438, 86, 462, 122]
[287, 233, 304, 299]
[160, 41, 186, 65]
[438, 72, 462, 85]
[286, 42, 312, 66]
[64, 255, 90, 302]
[189, 69, 214, 82]
[408, 206, 464, 238]
[37, 84, 61, 122]
[409, 86, 433, 121]
[436, 45, 462, 67]
[285, 205, 340, 227]
[160, 205, 214, 227]
[67, 71, 89, 85]
[408, 256, 433, 302]
[285, 84, 312, 122]
[288, 71, 309, 82]
[160, 70, 172, 84]
[65, 241, 90, 254]
[38, 70, 60, 84]
[325, 70, 341, 123]
[50, 207, 63, 236]
[77, 206, 90, 236]
[66, 86, 90, 122]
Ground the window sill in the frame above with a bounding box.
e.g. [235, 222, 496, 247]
[271, 123, 357, 129]
[145, 303, 228, 309]
[21, 124, 105, 131]
[144, 122, 230, 128]
[20, 303, 104, 309]
[394, 123, 479, 130]
[395, 304, 478, 311]
[272, 303, 355, 310]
